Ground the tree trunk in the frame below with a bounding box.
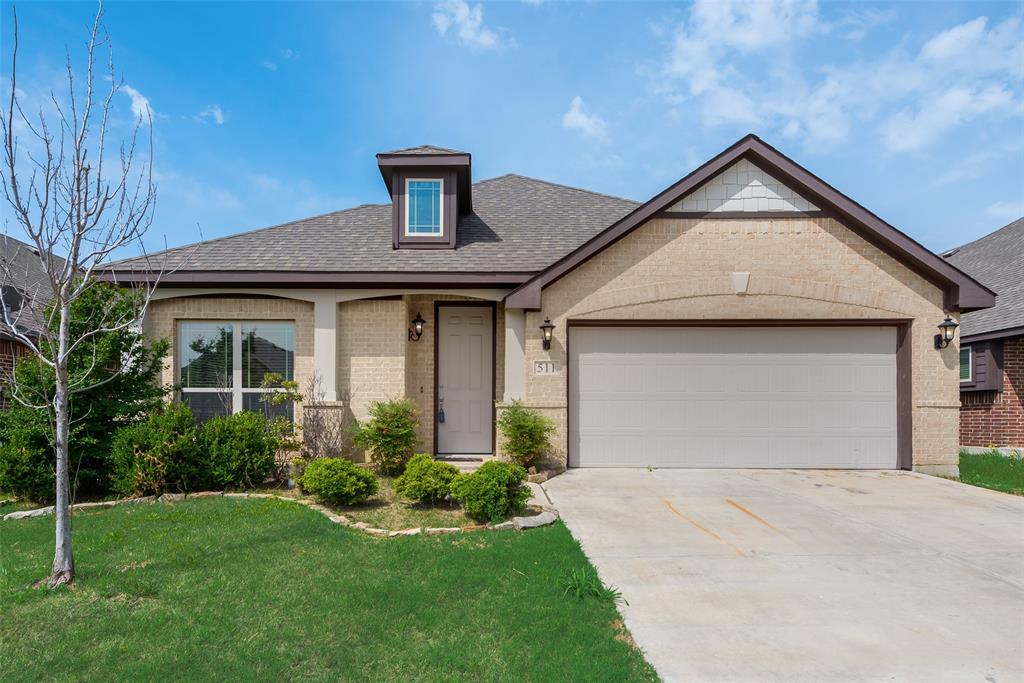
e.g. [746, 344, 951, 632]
[48, 305, 74, 588]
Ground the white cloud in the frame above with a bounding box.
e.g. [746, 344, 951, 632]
[650, 6, 1024, 151]
[197, 105, 226, 125]
[432, 0, 505, 50]
[562, 96, 608, 141]
[986, 200, 1024, 222]
[263, 48, 298, 71]
[121, 85, 154, 123]
[262, 60, 278, 71]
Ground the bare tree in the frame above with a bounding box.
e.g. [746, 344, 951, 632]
[0, 3, 161, 587]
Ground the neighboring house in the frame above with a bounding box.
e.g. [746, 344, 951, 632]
[0, 235, 54, 409]
[104, 136, 994, 476]
[944, 218, 1024, 450]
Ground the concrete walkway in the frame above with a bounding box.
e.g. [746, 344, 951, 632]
[544, 469, 1024, 683]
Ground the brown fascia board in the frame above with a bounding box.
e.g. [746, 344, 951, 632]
[961, 325, 1024, 344]
[377, 153, 472, 215]
[504, 134, 996, 312]
[98, 269, 532, 288]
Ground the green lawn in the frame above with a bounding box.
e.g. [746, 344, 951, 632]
[958, 450, 1024, 496]
[0, 498, 655, 682]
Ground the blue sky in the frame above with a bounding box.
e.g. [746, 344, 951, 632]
[2, 0, 1022, 257]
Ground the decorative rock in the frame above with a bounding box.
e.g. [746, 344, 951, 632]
[388, 527, 422, 537]
[527, 472, 548, 484]
[123, 495, 157, 504]
[188, 491, 222, 498]
[72, 501, 117, 510]
[247, 493, 274, 499]
[513, 510, 558, 530]
[462, 524, 486, 532]
[363, 527, 388, 536]
[425, 527, 461, 535]
[223, 492, 250, 498]
[489, 521, 515, 531]
[159, 493, 186, 503]
[352, 521, 370, 529]
[4, 506, 54, 520]
[328, 515, 350, 525]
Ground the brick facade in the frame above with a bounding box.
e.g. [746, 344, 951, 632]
[960, 336, 1024, 448]
[0, 338, 32, 410]
[521, 215, 959, 474]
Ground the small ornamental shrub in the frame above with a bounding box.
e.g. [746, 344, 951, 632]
[394, 454, 459, 504]
[450, 460, 530, 524]
[0, 408, 54, 502]
[497, 400, 556, 469]
[110, 403, 203, 496]
[351, 398, 419, 476]
[299, 457, 379, 506]
[201, 411, 278, 488]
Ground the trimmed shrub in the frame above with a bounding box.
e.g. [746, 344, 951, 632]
[450, 460, 530, 524]
[497, 400, 556, 469]
[201, 411, 278, 488]
[351, 398, 418, 476]
[110, 403, 203, 496]
[0, 408, 53, 502]
[394, 454, 459, 504]
[299, 457, 378, 506]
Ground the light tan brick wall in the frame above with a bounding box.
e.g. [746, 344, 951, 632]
[523, 216, 958, 471]
[337, 298, 408, 419]
[144, 296, 314, 421]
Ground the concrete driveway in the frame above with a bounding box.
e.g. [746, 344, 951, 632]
[544, 469, 1024, 683]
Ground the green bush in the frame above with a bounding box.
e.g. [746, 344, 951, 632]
[497, 400, 556, 469]
[0, 408, 54, 502]
[351, 398, 418, 476]
[110, 403, 203, 496]
[201, 411, 278, 488]
[394, 454, 459, 504]
[450, 460, 530, 524]
[299, 457, 378, 506]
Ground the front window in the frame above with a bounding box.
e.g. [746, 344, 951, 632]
[406, 178, 443, 235]
[959, 345, 972, 382]
[179, 321, 295, 422]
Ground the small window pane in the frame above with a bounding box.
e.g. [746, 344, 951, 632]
[180, 323, 233, 388]
[182, 392, 232, 423]
[407, 180, 442, 235]
[959, 346, 972, 381]
[243, 392, 294, 421]
[242, 323, 294, 388]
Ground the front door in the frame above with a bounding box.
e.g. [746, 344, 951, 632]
[436, 304, 494, 454]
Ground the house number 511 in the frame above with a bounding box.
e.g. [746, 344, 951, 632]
[534, 360, 561, 376]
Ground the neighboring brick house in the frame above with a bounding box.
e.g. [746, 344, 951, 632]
[944, 218, 1024, 451]
[0, 235, 55, 409]
[104, 136, 994, 475]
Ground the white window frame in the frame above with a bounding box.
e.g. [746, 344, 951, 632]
[960, 344, 973, 383]
[178, 321, 294, 415]
[405, 177, 444, 236]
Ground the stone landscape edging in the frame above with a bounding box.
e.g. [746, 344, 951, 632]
[1, 488, 560, 537]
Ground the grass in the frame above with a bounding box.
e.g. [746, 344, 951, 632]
[958, 450, 1024, 496]
[0, 497, 656, 682]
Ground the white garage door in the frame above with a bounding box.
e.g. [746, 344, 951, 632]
[569, 326, 897, 468]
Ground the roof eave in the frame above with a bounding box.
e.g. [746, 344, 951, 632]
[98, 269, 533, 288]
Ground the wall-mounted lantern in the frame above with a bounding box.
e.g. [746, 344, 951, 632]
[539, 316, 555, 350]
[934, 316, 958, 349]
[408, 312, 426, 342]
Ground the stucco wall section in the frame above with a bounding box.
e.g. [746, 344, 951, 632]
[143, 296, 315, 421]
[523, 216, 957, 472]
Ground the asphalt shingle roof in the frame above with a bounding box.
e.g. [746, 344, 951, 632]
[1, 235, 61, 338]
[379, 145, 468, 156]
[109, 174, 640, 274]
[944, 217, 1024, 337]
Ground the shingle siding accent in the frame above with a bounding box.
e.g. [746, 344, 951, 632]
[524, 215, 957, 471]
[960, 337, 1024, 448]
[670, 159, 819, 213]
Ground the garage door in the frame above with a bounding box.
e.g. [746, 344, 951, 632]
[568, 326, 897, 468]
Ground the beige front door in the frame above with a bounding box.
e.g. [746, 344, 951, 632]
[436, 305, 494, 455]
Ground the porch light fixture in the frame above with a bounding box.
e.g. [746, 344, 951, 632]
[408, 312, 426, 342]
[539, 317, 555, 350]
[934, 316, 958, 349]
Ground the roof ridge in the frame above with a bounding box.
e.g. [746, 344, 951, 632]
[475, 173, 640, 205]
[944, 216, 1024, 256]
[105, 202, 389, 267]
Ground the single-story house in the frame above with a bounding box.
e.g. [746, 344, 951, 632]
[0, 235, 54, 410]
[104, 135, 994, 475]
[944, 218, 1023, 451]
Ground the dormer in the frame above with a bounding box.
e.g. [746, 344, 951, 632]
[376, 145, 472, 250]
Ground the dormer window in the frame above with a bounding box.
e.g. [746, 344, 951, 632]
[406, 178, 444, 236]
[377, 145, 472, 250]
